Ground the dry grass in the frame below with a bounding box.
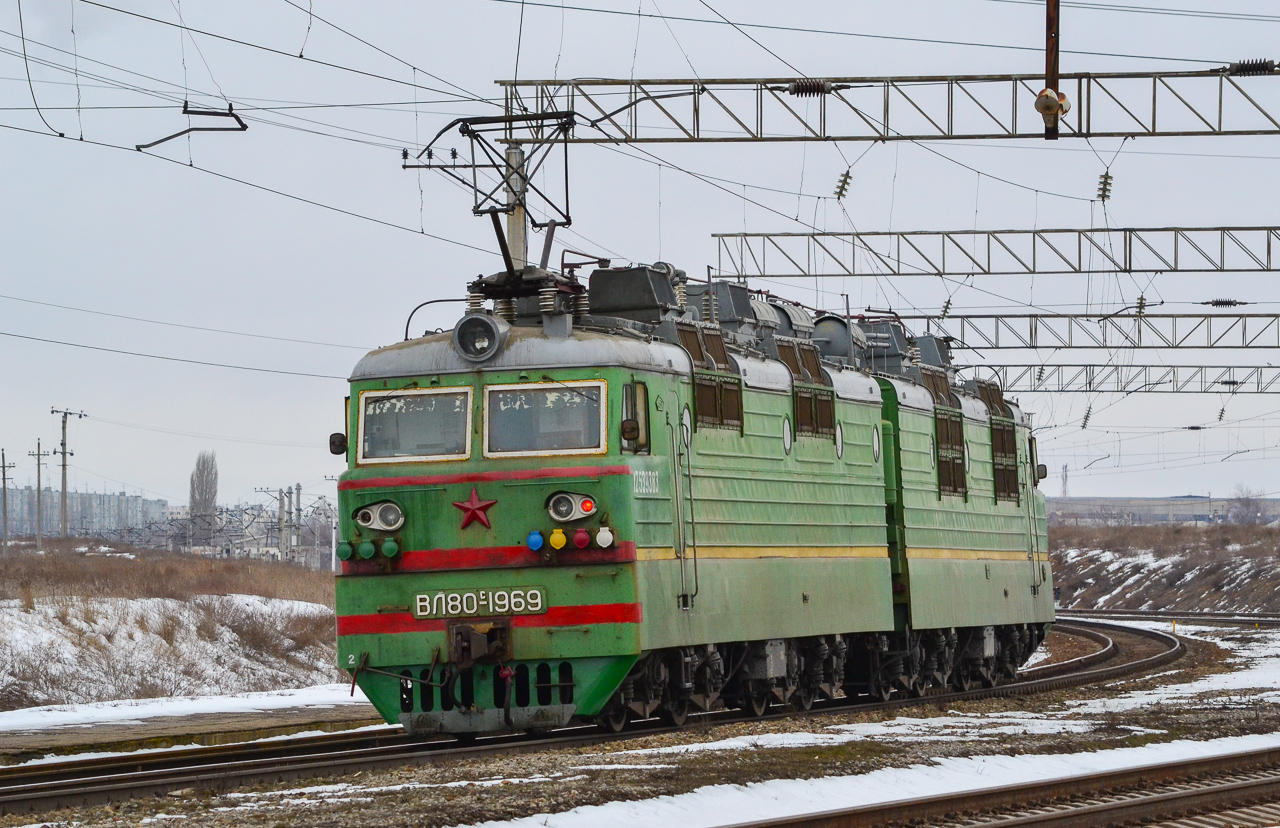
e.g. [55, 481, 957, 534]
[1050, 524, 1280, 612]
[0, 537, 334, 608]
[1050, 523, 1280, 556]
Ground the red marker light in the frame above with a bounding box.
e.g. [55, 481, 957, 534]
[573, 528, 591, 549]
[580, 498, 596, 514]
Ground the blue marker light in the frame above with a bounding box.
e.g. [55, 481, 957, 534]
[527, 530, 545, 551]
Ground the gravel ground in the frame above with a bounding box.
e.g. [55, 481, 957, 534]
[7, 624, 1276, 828]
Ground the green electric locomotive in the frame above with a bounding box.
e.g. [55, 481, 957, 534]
[331, 262, 1053, 734]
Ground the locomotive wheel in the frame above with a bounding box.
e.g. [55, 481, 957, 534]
[659, 698, 690, 727]
[743, 684, 771, 717]
[597, 704, 628, 734]
[867, 675, 892, 703]
[951, 666, 975, 692]
[790, 683, 815, 712]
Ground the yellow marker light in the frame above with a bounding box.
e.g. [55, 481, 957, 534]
[549, 528, 567, 550]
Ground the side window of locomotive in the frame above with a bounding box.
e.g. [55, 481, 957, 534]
[360, 388, 472, 463]
[622, 382, 650, 454]
[485, 381, 606, 457]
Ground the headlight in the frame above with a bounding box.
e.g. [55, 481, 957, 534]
[547, 492, 599, 522]
[452, 313, 509, 362]
[377, 502, 404, 531]
[353, 501, 403, 532]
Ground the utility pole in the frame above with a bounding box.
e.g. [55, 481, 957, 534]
[505, 145, 527, 269]
[50, 409, 86, 538]
[1061, 464, 1069, 499]
[294, 482, 302, 555]
[1034, 0, 1067, 139]
[28, 441, 51, 552]
[0, 450, 14, 555]
[278, 489, 287, 560]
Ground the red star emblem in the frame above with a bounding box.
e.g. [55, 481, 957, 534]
[453, 487, 497, 529]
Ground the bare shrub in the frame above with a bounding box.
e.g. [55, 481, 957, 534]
[193, 598, 219, 642]
[223, 606, 286, 659]
[18, 585, 34, 613]
[283, 612, 334, 654]
[156, 606, 182, 647]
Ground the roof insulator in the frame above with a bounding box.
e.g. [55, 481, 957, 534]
[1229, 59, 1275, 76]
[787, 79, 833, 97]
[834, 169, 852, 200]
[1097, 171, 1114, 202]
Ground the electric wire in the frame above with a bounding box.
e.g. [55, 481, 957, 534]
[977, 0, 1280, 25]
[0, 293, 372, 349]
[15, 0, 63, 136]
[276, 0, 491, 107]
[0, 330, 346, 379]
[478, 0, 1227, 65]
[76, 0, 494, 104]
[0, 118, 502, 257]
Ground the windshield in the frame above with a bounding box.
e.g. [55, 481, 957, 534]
[486, 382, 605, 456]
[360, 389, 471, 462]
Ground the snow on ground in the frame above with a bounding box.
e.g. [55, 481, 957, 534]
[457, 733, 1280, 828]
[0, 594, 343, 710]
[0, 683, 372, 734]
[1063, 619, 1280, 713]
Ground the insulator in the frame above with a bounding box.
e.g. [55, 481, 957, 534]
[573, 292, 589, 318]
[401, 148, 409, 161]
[1097, 171, 1114, 202]
[674, 281, 687, 307]
[908, 345, 922, 366]
[1219, 407, 1226, 422]
[1136, 294, 1147, 316]
[1036, 366, 1045, 383]
[466, 291, 485, 314]
[787, 79, 833, 97]
[539, 285, 557, 315]
[450, 147, 458, 160]
[1081, 405, 1092, 429]
[834, 170, 852, 200]
[940, 298, 952, 319]
[1204, 298, 1245, 307]
[1230, 59, 1275, 76]
[494, 298, 517, 322]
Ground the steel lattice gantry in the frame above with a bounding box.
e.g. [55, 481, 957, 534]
[715, 227, 1280, 278]
[499, 69, 1280, 144]
[900, 314, 1280, 349]
[978, 364, 1280, 393]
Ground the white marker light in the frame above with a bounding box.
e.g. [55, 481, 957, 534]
[596, 527, 614, 547]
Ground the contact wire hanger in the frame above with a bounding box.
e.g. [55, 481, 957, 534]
[136, 101, 247, 151]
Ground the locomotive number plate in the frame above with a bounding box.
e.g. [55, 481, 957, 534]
[414, 588, 546, 619]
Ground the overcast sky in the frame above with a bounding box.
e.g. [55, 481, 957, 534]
[2, 0, 1279, 510]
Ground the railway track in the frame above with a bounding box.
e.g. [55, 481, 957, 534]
[0, 619, 1181, 816]
[1064, 607, 1280, 627]
[726, 743, 1280, 828]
